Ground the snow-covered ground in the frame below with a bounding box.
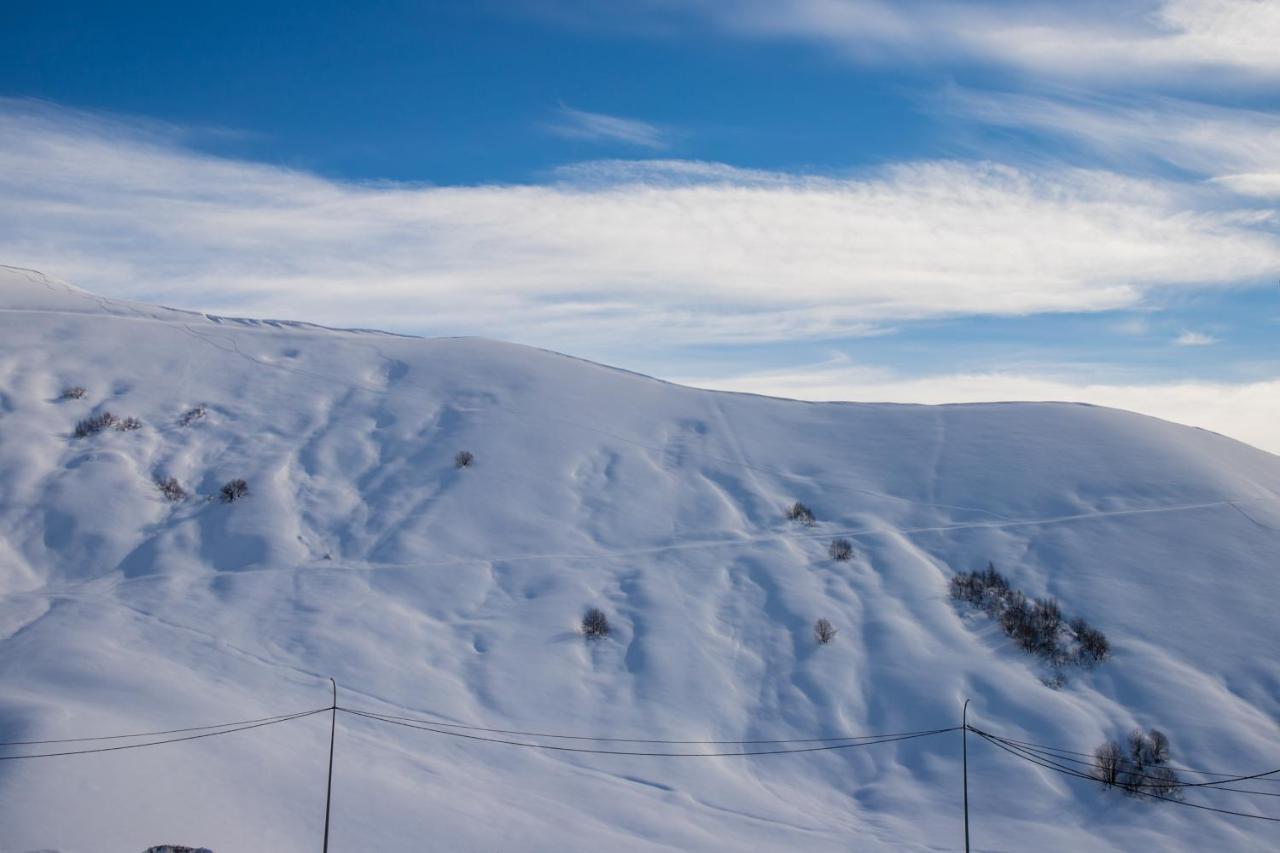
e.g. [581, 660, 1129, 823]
[1, 264, 1278, 852]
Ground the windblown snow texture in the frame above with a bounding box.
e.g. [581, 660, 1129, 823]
[1, 266, 1278, 851]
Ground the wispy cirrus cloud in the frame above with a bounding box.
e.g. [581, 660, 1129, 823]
[573, 0, 1280, 82]
[545, 105, 670, 149]
[1, 98, 1277, 351]
[944, 87, 1280, 197]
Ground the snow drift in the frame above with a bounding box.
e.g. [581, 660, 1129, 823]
[0, 265, 1278, 851]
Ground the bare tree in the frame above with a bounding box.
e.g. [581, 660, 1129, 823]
[74, 412, 118, 438]
[785, 502, 815, 525]
[1094, 740, 1123, 788]
[582, 607, 610, 638]
[179, 405, 207, 426]
[1146, 729, 1170, 765]
[1146, 766, 1183, 800]
[220, 479, 249, 503]
[454, 450, 474, 469]
[1071, 617, 1110, 664]
[155, 477, 187, 502]
[828, 538, 853, 561]
[813, 618, 837, 645]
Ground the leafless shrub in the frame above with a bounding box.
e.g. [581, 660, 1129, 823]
[454, 450, 474, 469]
[813, 618, 837, 645]
[828, 538, 853, 561]
[1145, 765, 1183, 799]
[155, 477, 187, 502]
[1095, 728, 1182, 799]
[1029, 598, 1063, 661]
[179, 405, 207, 426]
[114, 416, 142, 432]
[1041, 671, 1067, 690]
[785, 501, 815, 525]
[950, 564, 1108, 672]
[61, 386, 87, 400]
[582, 607, 610, 638]
[1095, 740, 1124, 789]
[219, 479, 249, 503]
[1071, 617, 1110, 664]
[73, 411, 118, 438]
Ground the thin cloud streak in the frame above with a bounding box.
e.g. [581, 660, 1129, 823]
[945, 88, 1280, 198]
[1, 99, 1278, 350]
[547, 105, 671, 149]
[609, 0, 1280, 82]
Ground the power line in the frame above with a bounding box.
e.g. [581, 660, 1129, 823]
[0, 708, 330, 746]
[339, 707, 959, 757]
[340, 706, 954, 745]
[970, 729, 1280, 824]
[974, 730, 1280, 784]
[970, 727, 1280, 790]
[0, 708, 328, 761]
[973, 734, 1280, 798]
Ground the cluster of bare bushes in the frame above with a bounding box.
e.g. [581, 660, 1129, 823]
[1094, 728, 1182, 799]
[73, 412, 142, 438]
[950, 563, 1109, 669]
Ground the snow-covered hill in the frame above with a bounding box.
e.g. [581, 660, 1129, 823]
[1, 264, 1278, 852]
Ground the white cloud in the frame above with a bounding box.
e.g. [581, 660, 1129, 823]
[1175, 330, 1218, 346]
[679, 357, 1280, 455]
[1, 99, 1278, 349]
[645, 0, 1280, 81]
[945, 88, 1280, 198]
[546, 105, 670, 149]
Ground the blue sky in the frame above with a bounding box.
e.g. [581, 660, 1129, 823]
[2, 1, 1278, 450]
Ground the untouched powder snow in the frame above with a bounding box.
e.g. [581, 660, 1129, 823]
[1, 265, 1278, 851]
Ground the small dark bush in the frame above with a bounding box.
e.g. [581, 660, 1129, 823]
[114, 416, 142, 432]
[950, 562, 1010, 616]
[813, 618, 837, 645]
[582, 607, 610, 638]
[74, 411, 118, 438]
[1029, 598, 1064, 661]
[61, 386, 87, 400]
[1071, 617, 1110, 664]
[155, 477, 187, 502]
[785, 501, 815, 525]
[179, 405, 206, 426]
[454, 450, 474, 469]
[219, 479, 249, 503]
[828, 538, 853, 561]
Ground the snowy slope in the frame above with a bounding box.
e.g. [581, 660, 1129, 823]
[1, 264, 1278, 852]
